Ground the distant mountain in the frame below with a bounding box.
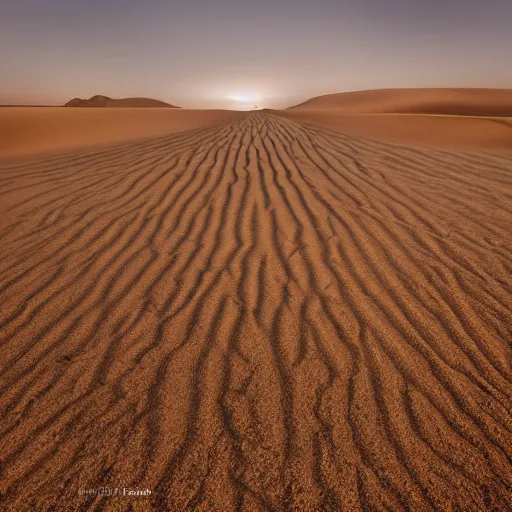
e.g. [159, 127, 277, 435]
[287, 88, 512, 117]
[64, 95, 178, 108]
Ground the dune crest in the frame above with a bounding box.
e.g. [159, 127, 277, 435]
[279, 88, 512, 150]
[288, 88, 512, 117]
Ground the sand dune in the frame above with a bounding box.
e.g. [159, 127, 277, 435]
[65, 95, 177, 108]
[278, 110, 512, 150]
[1, 112, 512, 511]
[288, 88, 512, 116]
[280, 88, 512, 150]
[0, 107, 248, 159]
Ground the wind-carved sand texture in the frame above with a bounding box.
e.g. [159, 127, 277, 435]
[0, 112, 511, 511]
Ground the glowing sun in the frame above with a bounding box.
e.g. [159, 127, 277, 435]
[229, 92, 261, 105]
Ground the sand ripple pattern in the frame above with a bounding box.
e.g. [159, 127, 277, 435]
[1, 113, 512, 511]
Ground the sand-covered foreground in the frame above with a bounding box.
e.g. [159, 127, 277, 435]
[0, 108, 247, 159]
[1, 112, 512, 511]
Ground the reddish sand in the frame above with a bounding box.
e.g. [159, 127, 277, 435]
[280, 89, 512, 150]
[0, 103, 512, 511]
[288, 88, 512, 116]
[277, 111, 512, 150]
[0, 108, 248, 158]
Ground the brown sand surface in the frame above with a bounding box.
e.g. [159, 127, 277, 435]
[277, 110, 512, 150]
[288, 88, 512, 116]
[1, 112, 512, 511]
[64, 95, 178, 108]
[0, 107, 248, 159]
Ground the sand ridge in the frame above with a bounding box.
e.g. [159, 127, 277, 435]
[277, 110, 512, 150]
[281, 88, 512, 149]
[0, 107, 249, 159]
[0, 112, 511, 511]
[288, 88, 512, 116]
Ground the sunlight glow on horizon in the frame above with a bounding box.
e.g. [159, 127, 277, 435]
[228, 92, 262, 103]
[1, 1, 511, 107]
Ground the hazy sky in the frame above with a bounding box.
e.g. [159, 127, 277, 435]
[1, 0, 511, 108]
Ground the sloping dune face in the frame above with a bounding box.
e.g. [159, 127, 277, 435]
[278, 109, 512, 150]
[289, 88, 512, 116]
[0, 107, 247, 158]
[1, 113, 512, 511]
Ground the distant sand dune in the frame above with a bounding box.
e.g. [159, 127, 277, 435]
[64, 95, 178, 108]
[288, 88, 512, 117]
[0, 113, 511, 511]
[280, 88, 512, 150]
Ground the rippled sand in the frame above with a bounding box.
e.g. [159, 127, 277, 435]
[1, 111, 511, 511]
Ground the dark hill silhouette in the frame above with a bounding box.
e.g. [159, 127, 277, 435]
[65, 95, 178, 108]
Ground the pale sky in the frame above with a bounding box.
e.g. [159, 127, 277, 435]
[1, 0, 511, 108]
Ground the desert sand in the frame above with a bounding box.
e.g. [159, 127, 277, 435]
[0, 93, 512, 511]
[287, 88, 512, 116]
[277, 111, 512, 150]
[0, 108, 247, 159]
[280, 89, 512, 150]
